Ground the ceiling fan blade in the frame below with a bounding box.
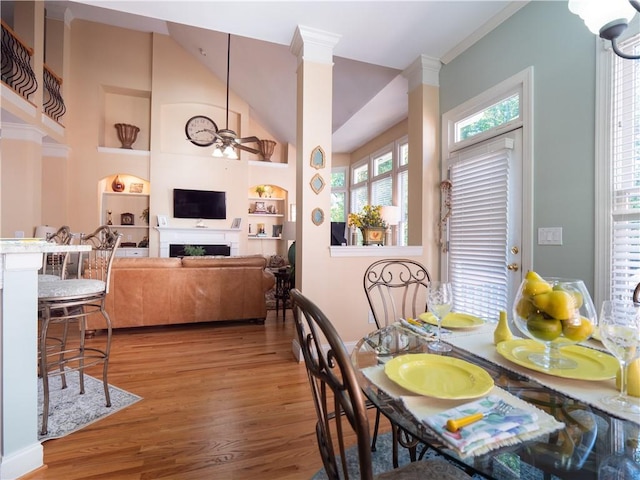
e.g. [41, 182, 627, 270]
[235, 143, 260, 154]
[236, 136, 260, 144]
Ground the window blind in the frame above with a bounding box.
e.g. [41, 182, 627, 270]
[610, 34, 640, 300]
[448, 149, 510, 321]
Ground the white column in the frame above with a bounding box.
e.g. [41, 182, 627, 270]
[0, 249, 44, 479]
[289, 26, 340, 292]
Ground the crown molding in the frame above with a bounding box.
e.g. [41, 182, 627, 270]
[0, 122, 45, 143]
[290, 25, 341, 65]
[441, 1, 529, 65]
[403, 55, 441, 91]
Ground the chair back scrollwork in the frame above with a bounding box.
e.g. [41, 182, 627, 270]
[363, 259, 431, 328]
[78, 225, 122, 291]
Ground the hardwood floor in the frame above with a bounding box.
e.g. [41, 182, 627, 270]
[24, 310, 350, 480]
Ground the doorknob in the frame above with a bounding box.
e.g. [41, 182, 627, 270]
[507, 263, 519, 271]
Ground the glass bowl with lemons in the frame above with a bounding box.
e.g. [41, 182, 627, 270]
[512, 272, 597, 370]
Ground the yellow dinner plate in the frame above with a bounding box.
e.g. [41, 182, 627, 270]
[384, 353, 494, 399]
[496, 339, 618, 380]
[418, 311, 485, 329]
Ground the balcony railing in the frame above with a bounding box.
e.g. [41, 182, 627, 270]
[1, 20, 38, 101]
[43, 65, 66, 122]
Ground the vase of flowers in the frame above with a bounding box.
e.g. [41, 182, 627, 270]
[348, 205, 387, 245]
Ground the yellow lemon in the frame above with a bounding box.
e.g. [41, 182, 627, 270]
[617, 358, 640, 397]
[522, 271, 552, 297]
[561, 317, 594, 342]
[532, 290, 577, 320]
[553, 284, 584, 309]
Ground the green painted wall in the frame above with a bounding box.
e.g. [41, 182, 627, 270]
[440, 1, 597, 291]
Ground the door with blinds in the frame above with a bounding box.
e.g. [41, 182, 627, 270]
[443, 129, 523, 322]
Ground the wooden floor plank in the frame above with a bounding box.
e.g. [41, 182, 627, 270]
[23, 310, 378, 480]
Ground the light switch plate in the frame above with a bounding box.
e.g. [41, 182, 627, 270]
[538, 227, 563, 245]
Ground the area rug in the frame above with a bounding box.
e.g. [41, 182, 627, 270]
[311, 432, 489, 479]
[38, 371, 142, 441]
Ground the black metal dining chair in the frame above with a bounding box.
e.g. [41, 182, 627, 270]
[363, 258, 431, 464]
[291, 288, 470, 480]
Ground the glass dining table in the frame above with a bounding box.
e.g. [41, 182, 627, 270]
[351, 323, 640, 480]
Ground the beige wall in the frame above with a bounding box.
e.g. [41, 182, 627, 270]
[0, 137, 42, 237]
[59, 20, 295, 253]
[0, 9, 438, 346]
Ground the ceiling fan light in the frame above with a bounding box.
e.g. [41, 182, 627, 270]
[568, 0, 636, 35]
[223, 145, 238, 159]
[212, 146, 224, 158]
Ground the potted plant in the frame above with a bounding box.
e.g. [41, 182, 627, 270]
[140, 208, 149, 225]
[183, 245, 206, 256]
[255, 185, 266, 197]
[348, 205, 387, 245]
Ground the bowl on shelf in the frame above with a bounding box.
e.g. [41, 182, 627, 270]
[512, 272, 597, 370]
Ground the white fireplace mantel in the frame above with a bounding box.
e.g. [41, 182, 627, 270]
[155, 227, 240, 257]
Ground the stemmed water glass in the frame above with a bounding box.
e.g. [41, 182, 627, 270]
[599, 300, 640, 413]
[427, 281, 453, 353]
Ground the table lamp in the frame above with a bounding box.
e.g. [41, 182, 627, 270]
[380, 206, 401, 246]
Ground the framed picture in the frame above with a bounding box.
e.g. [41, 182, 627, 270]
[311, 207, 325, 226]
[157, 215, 168, 227]
[310, 173, 326, 194]
[310, 145, 326, 169]
[272, 224, 283, 238]
[231, 217, 241, 229]
[129, 183, 144, 193]
[254, 201, 267, 213]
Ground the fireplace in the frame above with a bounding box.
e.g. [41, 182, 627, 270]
[169, 244, 231, 257]
[156, 227, 240, 258]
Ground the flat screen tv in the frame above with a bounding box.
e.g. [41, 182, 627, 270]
[173, 188, 226, 219]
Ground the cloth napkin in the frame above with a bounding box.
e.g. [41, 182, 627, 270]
[398, 318, 451, 339]
[422, 394, 540, 457]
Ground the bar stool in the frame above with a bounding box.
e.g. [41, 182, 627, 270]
[39, 225, 73, 281]
[37, 225, 121, 435]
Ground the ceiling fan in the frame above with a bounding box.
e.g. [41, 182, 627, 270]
[208, 33, 261, 159]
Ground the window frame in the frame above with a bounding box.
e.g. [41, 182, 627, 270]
[594, 31, 640, 307]
[348, 136, 409, 245]
[330, 166, 349, 222]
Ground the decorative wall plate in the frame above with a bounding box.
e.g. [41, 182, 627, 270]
[311, 208, 325, 226]
[310, 146, 325, 169]
[310, 173, 326, 194]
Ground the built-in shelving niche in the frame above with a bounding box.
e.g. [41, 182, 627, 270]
[100, 85, 151, 151]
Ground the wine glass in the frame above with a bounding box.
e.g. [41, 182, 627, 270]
[599, 300, 640, 413]
[427, 282, 452, 353]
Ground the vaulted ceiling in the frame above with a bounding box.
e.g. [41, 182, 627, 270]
[46, 1, 525, 153]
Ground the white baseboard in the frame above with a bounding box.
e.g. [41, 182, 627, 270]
[0, 442, 43, 480]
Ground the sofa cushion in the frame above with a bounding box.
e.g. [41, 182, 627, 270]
[114, 257, 182, 268]
[181, 255, 267, 268]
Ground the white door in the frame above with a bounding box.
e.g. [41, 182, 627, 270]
[443, 129, 524, 322]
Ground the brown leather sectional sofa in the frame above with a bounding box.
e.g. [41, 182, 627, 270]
[88, 255, 275, 329]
